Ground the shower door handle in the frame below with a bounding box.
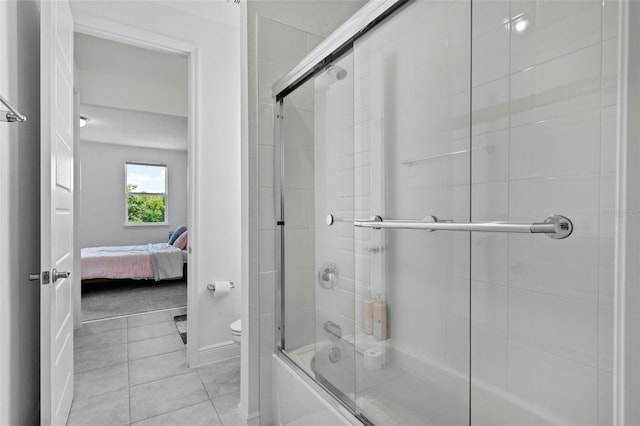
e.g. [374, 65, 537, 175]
[354, 214, 573, 239]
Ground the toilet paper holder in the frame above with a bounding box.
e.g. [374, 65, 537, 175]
[207, 282, 235, 294]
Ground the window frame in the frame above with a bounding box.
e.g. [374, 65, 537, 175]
[124, 161, 169, 227]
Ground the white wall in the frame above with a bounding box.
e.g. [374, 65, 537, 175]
[71, 0, 241, 369]
[75, 32, 188, 117]
[0, 0, 41, 424]
[79, 141, 187, 247]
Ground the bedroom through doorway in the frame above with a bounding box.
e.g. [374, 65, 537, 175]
[73, 33, 190, 336]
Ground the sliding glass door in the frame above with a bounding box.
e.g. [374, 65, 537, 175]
[278, 0, 614, 424]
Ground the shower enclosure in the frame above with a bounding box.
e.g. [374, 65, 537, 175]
[274, 0, 616, 424]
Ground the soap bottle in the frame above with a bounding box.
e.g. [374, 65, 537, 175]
[363, 290, 375, 335]
[373, 293, 387, 341]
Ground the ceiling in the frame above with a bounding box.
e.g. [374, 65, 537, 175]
[75, 33, 188, 118]
[255, 0, 367, 38]
[79, 104, 188, 151]
[75, 32, 188, 151]
[148, 0, 241, 28]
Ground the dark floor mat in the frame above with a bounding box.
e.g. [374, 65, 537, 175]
[173, 314, 187, 344]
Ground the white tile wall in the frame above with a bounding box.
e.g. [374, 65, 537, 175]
[507, 341, 598, 425]
[472, 0, 510, 39]
[598, 370, 614, 425]
[509, 176, 600, 239]
[510, 239, 598, 303]
[509, 0, 601, 73]
[508, 288, 598, 367]
[470, 1, 616, 424]
[472, 78, 509, 135]
[472, 234, 509, 286]
[509, 108, 601, 180]
[471, 280, 508, 389]
[471, 130, 509, 184]
[509, 44, 601, 127]
[472, 26, 510, 86]
[250, 11, 347, 424]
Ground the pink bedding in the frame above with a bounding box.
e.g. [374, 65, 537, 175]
[81, 245, 154, 280]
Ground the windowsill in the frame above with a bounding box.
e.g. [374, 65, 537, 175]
[124, 222, 170, 227]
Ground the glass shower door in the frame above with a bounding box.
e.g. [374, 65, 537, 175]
[352, 1, 472, 424]
[279, 0, 613, 424]
[469, 1, 615, 425]
[348, 0, 614, 425]
[280, 52, 357, 409]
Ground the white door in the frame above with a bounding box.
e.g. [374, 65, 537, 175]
[40, 0, 75, 424]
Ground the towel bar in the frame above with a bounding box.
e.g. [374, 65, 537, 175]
[0, 94, 26, 123]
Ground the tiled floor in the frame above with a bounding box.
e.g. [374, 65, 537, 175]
[68, 308, 240, 426]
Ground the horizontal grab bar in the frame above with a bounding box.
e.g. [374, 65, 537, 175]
[0, 94, 26, 123]
[353, 214, 573, 239]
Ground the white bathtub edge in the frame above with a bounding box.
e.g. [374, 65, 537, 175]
[271, 353, 363, 426]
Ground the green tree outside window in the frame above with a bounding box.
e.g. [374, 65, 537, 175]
[125, 163, 167, 224]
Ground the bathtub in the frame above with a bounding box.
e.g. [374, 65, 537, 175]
[276, 335, 562, 426]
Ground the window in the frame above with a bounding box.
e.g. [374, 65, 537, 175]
[125, 162, 168, 225]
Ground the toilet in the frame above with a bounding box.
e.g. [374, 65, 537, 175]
[230, 319, 241, 343]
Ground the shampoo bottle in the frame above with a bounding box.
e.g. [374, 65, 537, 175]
[373, 293, 387, 341]
[363, 290, 375, 335]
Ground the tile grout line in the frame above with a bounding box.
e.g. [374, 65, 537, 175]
[76, 335, 184, 375]
[196, 367, 226, 425]
[83, 305, 187, 324]
[126, 325, 132, 426]
[128, 371, 210, 424]
[128, 354, 190, 388]
[128, 344, 186, 364]
[129, 400, 215, 426]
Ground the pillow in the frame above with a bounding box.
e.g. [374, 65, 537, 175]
[173, 231, 188, 249]
[168, 225, 187, 245]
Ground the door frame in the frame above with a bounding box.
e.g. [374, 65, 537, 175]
[71, 14, 200, 366]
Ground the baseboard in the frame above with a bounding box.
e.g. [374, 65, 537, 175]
[28, 404, 40, 426]
[198, 341, 240, 366]
[237, 403, 260, 426]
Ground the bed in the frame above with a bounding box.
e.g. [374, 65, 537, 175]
[81, 227, 189, 283]
[81, 243, 187, 282]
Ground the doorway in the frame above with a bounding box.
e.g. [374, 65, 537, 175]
[73, 32, 189, 324]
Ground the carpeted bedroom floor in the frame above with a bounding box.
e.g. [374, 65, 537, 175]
[82, 278, 187, 321]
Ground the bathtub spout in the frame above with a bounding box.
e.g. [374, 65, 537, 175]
[324, 321, 342, 338]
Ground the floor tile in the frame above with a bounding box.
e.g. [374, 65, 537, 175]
[67, 389, 129, 426]
[76, 317, 127, 337]
[128, 333, 185, 361]
[211, 391, 240, 426]
[169, 307, 187, 318]
[74, 327, 127, 350]
[131, 401, 222, 426]
[129, 371, 209, 423]
[197, 358, 241, 399]
[128, 310, 174, 328]
[128, 321, 179, 342]
[129, 350, 189, 386]
[74, 362, 128, 401]
[75, 343, 127, 373]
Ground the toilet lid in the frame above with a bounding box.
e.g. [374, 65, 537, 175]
[230, 319, 241, 334]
